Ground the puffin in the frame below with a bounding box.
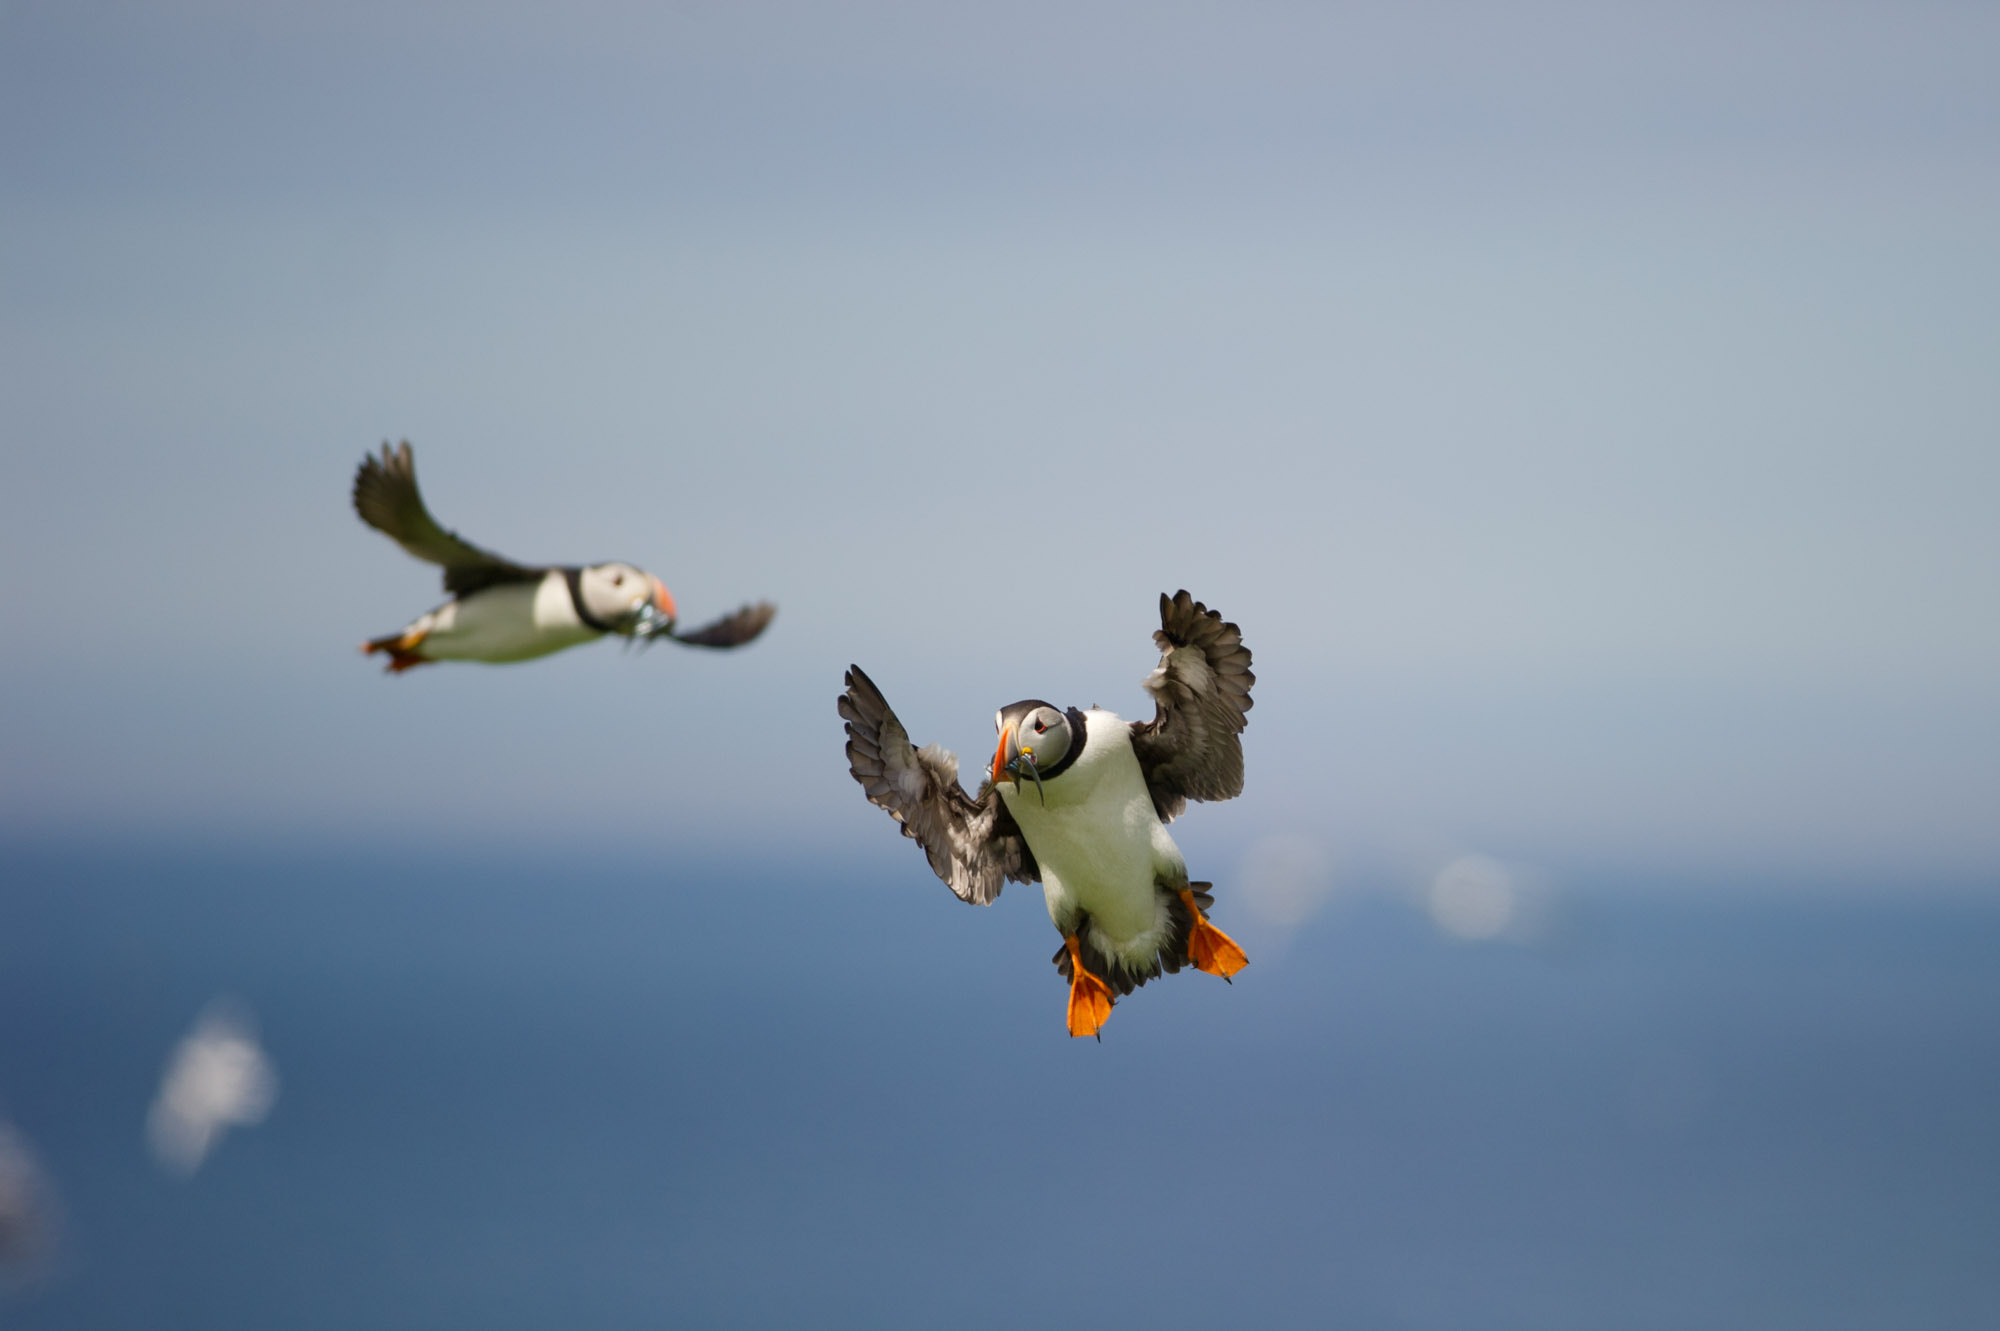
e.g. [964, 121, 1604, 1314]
[352, 441, 775, 671]
[840, 590, 1254, 1038]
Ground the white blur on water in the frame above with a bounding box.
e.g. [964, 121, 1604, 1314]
[1231, 834, 1338, 931]
[1426, 854, 1551, 943]
[1229, 837, 1568, 949]
[0, 1120, 56, 1276]
[145, 1002, 279, 1178]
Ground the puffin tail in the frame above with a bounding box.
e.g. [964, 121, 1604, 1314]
[361, 630, 432, 674]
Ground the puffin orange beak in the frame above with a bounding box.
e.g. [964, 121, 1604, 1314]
[991, 725, 1014, 789]
[650, 577, 676, 621]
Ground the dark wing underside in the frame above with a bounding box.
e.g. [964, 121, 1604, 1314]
[352, 441, 543, 596]
[665, 601, 777, 649]
[839, 665, 1038, 905]
[1128, 590, 1255, 823]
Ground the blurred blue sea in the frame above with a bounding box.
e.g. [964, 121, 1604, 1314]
[3, 843, 1996, 1328]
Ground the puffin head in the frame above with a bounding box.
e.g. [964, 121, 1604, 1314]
[991, 699, 1075, 805]
[576, 562, 676, 636]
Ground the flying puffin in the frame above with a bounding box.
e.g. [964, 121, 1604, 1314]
[352, 441, 775, 671]
[840, 590, 1254, 1038]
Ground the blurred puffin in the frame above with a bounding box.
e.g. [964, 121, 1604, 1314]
[352, 441, 775, 672]
[840, 590, 1254, 1038]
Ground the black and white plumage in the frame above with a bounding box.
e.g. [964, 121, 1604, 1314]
[840, 591, 1254, 1035]
[352, 441, 775, 671]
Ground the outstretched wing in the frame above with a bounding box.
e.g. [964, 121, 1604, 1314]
[351, 441, 543, 596]
[839, 665, 1039, 905]
[1128, 590, 1255, 823]
[666, 601, 777, 649]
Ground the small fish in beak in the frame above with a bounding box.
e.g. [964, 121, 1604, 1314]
[990, 725, 1045, 805]
[627, 577, 679, 643]
[1013, 749, 1045, 806]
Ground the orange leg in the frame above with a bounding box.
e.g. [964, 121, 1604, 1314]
[381, 649, 431, 673]
[1063, 935, 1115, 1039]
[361, 629, 432, 673]
[1178, 889, 1249, 980]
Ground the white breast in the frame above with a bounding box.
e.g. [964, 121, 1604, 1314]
[410, 573, 602, 663]
[998, 711, 1186, 965]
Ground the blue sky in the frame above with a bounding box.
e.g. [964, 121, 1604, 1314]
[3, 0, 1996, 889]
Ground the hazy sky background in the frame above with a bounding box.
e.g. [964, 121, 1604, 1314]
[4, 0, 1996, 891]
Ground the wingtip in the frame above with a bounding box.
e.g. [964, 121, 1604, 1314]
[352, 438, 419, 522]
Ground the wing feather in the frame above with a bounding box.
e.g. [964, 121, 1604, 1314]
[351, 441, 542, 596]
[1128, 590, 1255, 823]
[840, 665, 1038, 905]
[667, 602, 777, 649]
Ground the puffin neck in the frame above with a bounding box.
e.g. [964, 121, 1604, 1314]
[1031, 707, 1092, 783]
[562, 567, 617, 634]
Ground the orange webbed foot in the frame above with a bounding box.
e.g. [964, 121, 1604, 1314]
[1064, 935, 1115, 1039]
[362, 629, 432, 673]
[1179, 889, 1249, 980]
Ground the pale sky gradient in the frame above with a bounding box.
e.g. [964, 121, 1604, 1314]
[3, 1, 1996, 884]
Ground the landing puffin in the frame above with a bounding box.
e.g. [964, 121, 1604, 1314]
[840, 590, 1254, 1038]
[352, 441, 775, 671]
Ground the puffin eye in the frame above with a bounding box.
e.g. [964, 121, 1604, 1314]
[612, 573, 624, 586]
[1033, 720, 1046, 733]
